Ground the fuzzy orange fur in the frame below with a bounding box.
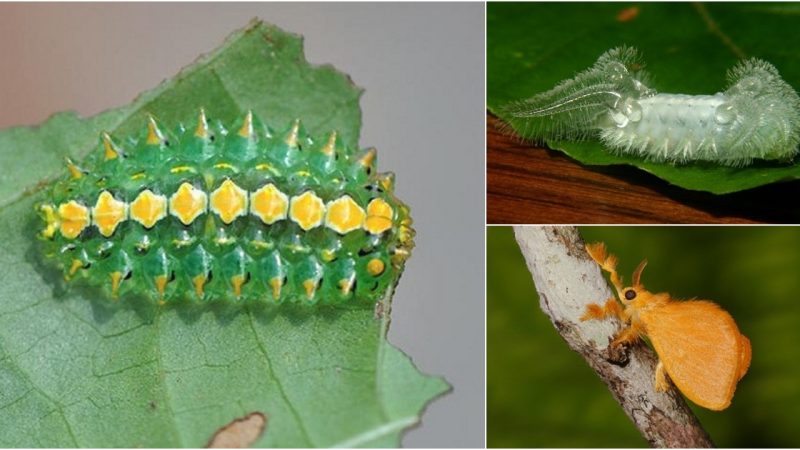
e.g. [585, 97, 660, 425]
[582, 242, 751, 411]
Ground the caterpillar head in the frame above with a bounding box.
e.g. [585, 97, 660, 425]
[596, 47, 656, 100]
[499, 46, 656, 142]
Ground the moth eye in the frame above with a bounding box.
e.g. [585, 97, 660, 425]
[624, 289, 636, 300]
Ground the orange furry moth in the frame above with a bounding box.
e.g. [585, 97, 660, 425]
[581, 242, 751, 411]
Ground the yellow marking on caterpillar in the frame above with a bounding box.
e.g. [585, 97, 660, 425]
[359, 148, 376, 168]
[65, 157, 83, 180]
[213, 162, 236, 171]
[392, 248, 411, 266]
[325, 195, 366, 234]
[213, 231, 236, 246]
[170, 166, 195, 174]
[320, 131, 337, 156]
[57, 200, 90, 239]
[92, 191, 128, 237]
[250, 183, 288, 225]
[289, 191, 325, 231]
[269, 277, 282, 300]
[155, 275, 168, 300]
[321, 248, 336, 262]
[286, 243, 311, 253]
[192, 274, 207, 298]
[238, 110, 254, 138]
[378, 173, 395, 191]
[338, 277, 354, 295]
[231, 275, 246, 298]
[169, 183, 207, 225]
[195, 108, 209, 138]
[39, 204, 58, 239]
[102, 132, 120, 160]
[367, 258, 385, 276]
[130, 190, 167, 228]
[110, 271, 123, 298]
[285, 119, 301, 147]
[172, 238, 194, 248]
[69, 259, 84, 277]
[146, 115, 164, 145]
[210, 179, 248, 224]
[365, 198, 393, 235]
[303, 279, 317, 299]
[250, 240, 271, 249]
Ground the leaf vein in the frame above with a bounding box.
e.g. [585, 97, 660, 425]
[246, 310, 315, 447]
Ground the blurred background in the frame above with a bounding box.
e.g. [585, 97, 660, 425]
[488, 226, 800, 447]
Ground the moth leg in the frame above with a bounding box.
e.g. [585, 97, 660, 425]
[611, 321, 643, 348]
[580, 297, 623, 322]
[654, 360, 671, 392]
[585, 242, 624, 295]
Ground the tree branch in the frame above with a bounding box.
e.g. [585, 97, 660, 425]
[513, 226, 714, 448]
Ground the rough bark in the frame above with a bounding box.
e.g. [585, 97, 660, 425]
[513, 225, 714, 448]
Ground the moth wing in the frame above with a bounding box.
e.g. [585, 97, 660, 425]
[640, 300, 747, 410]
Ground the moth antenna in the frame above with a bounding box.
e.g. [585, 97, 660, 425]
[632, 259, 648, 287]
[146, 115, 165, 145]
[586, 242, 624, 293]
[585, 242, 608, 264]
[605, 254, 624, 293]
[195, 108, 210, 139]
[101, 132, 122, 160]
[238, 110, 254, 138]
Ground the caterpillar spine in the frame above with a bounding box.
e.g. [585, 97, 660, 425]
[503, 47, 800, 166]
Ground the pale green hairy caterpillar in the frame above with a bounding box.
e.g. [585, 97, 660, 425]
[502, 47, 800, 166]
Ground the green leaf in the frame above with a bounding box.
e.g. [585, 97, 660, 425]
[487, 2, 800, 194]
[0, 20, 447, 447]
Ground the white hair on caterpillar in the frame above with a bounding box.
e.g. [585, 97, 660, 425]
[501, 47, 800, 167]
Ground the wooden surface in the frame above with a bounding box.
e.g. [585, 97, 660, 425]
[487, 115, 800, 224]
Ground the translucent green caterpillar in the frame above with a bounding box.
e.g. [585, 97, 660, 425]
[36, 110, 414, 304]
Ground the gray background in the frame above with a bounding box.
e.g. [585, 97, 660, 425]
[0, 2, 485, 448]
